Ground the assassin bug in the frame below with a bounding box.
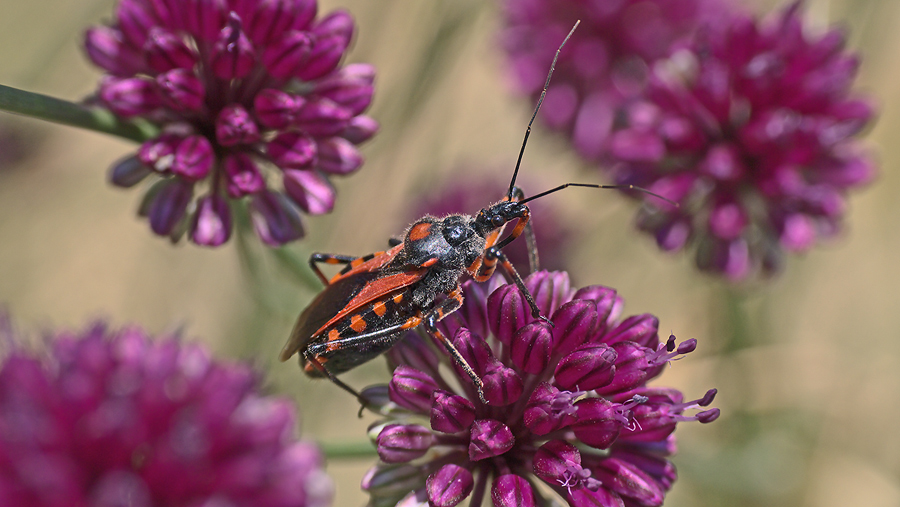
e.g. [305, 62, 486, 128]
[279, 21, 673, 404]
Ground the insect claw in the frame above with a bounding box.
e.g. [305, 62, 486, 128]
[474, 379, 487, 404]
[539, 315, 554, 328]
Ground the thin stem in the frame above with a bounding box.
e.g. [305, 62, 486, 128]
[319, 440, 378, 459]
[0, 84, 157, 143]
[271, 246, 328, 293]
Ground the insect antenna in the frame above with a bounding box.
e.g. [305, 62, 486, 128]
[507, 20, 581, 200]
[519, 183, 679, 207]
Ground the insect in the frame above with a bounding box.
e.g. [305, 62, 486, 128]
[279, 21, 672, 404]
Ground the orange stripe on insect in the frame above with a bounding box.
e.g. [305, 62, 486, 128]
[350, 314, 366, 333]
[328, 329, 340, 342]
[393, 294, 404, 304]
[401, 317, 421, 329]
[422, 258, 438, 267]
[372, 301, 387, 316]
[408, 222, 431, 241]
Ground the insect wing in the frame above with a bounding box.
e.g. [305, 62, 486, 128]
[280, 269, 378, 361]
[316, 269, 426, 336]
[280, 266, 428, 361]
[280, 246, 401, 361]
[329, 244, 404, 284]
[304, 288, 415, 375]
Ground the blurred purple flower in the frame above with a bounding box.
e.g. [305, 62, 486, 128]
[86, 0, 378, 246]
[362, 271, 718, 507]
[410, 173, 572, 274]
[605, 3, 876, 279]
[501, 0, 733, 160]
[0, 319, 333, 507]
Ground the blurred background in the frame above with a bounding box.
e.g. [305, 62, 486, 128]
[0, 0, 897, 505]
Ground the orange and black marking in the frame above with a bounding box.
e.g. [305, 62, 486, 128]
[339, 251, 385, 275]
[349, 314, 367, 333]
[408, 222, 432, 241]
[305, 289, 415, 375]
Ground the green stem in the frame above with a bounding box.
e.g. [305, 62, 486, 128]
[0, 84, 157, 142]
[319, 440, 378, 459]
[271, 246, 325, 292]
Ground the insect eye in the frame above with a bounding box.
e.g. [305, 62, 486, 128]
[490, 215, 504, 228]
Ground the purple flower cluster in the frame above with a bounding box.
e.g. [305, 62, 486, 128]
[606, 3, 875, 279]
[501, 0, 731, 160]
[85, 0, 377, 246]
[362, 272, 718, 507]
[0, 321, 332, 507]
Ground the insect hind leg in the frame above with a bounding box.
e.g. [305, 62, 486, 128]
[309, 253, 359, 285]
[302, 349, 371, 413]
[421, 288, 487, 403]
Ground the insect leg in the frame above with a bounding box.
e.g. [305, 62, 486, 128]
[309, 252, 359, 285]
[510, 186, 540, 273]
[471, 204, 530, 282]
[484, 246, 552, 326]
[302, 349, 367, 401]
[421, 287, 487, 403]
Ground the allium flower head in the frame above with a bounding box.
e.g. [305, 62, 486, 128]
[86, 0, 378, 246]
[605, 3, 876, 279]
[0, 320, 332, 507]
[362, 271, 718, 507]
[501, 0, 732, 160]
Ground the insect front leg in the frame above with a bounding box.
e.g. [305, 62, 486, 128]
[510, 186, 540, 273]
[308, 252, 359, 285]
[477, 246, 553, 327]
[421, 287, 487, 403]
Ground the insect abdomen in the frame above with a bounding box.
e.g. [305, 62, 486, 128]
[303, 290, 414, 376]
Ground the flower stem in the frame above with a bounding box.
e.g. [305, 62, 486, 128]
[319, 440, 378, 459]
[0, 84, 157, 143]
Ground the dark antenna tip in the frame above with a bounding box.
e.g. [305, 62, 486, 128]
[507, 20, 581, 199]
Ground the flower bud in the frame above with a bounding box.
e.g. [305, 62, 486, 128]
[223, 153, 265, 197]
[283, 169, 335, 215]
[316, 137, 362, 174]
[249, 191, 305, 246]
[430, 390, 475, 434]
[216, 104, 261, 146]
[109, 156, 151, 188]
[468, 419, 513, 461]
[190, 195, 232, 247]
[376, 424, 433, 464]
[426, 464, 472, 507]
[389, 366, 439, 414]
[491, 474, 536, 507]
[268, 132, 317, 169]
[156, 69, 205, 112]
